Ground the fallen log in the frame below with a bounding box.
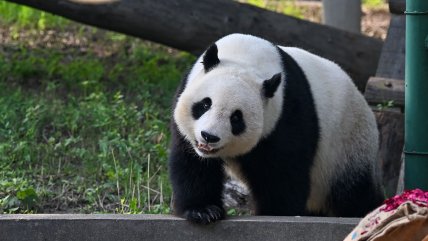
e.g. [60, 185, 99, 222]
[5, 0, 382, 91]
[365, 77, 404, 108]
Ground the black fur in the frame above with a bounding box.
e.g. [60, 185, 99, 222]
[263, 73, 282, 98]
[202, 44, 220, 72]
[327, 161, 384, 217]
[230, 110, 246, 136]
[169, 122, 226, 224]
[201, 131, 220, 143]
[192, 97, 212, 120]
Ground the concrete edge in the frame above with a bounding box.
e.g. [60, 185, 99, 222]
[0, 214, 360, 241]
[0, 214, 360, 223]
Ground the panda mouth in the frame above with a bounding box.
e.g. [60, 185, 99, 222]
[196, 142, 221, 154]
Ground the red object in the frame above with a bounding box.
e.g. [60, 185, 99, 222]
[381, 189, 428, 212]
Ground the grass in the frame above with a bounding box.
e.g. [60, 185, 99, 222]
[0, 2, 196, 214]
[0, 48, 194, 213]
[0, 2, 68, 29]
[362, 0, 385, 8]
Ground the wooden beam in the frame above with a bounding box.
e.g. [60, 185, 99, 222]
[365, 77, 404, 107]
[5, 0, 382, 91]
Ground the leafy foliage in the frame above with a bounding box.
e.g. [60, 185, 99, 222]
[0, 178, 38, 213]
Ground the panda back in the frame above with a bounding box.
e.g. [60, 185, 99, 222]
[279, 47, 379, 214]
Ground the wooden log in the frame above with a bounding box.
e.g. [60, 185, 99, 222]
[365, 77, 404, 108]
[374, 110, 404, 197]
[5, 0, 382, 91]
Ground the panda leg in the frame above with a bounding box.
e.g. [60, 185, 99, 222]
[238, 159, 311, 216]
[328, 164, 384, 217]
[168, 136, 226, 224]
[250, 177, 310, 216]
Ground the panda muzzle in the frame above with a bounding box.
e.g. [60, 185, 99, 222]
[197, 142, 220, 154]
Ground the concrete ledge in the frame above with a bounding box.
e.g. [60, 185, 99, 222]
[0, 214, 359, 241]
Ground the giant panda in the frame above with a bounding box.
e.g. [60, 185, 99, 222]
[169, 33, 384, 224]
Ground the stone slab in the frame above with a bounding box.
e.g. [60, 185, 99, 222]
[0, 214, 359, 241]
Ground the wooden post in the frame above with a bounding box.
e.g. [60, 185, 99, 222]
[322, 0, 361, 33]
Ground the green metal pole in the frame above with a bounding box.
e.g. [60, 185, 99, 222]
[405, 0, 428, 190]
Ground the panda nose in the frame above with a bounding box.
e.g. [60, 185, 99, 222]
[201, 131, 220, 143]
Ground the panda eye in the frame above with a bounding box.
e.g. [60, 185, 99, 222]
[230, 110, 246, 136]
[203, 99, 211, 110]
[191, 97, 212, 120]
[231, 110, 242, 123]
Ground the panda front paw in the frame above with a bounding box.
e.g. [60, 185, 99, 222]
[183, 205, 225, 224]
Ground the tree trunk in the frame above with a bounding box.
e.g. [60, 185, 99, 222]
[5, 0, 382, 91]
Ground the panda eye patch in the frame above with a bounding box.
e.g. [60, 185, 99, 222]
[192, 97, 212, 120]
[230, 110, 246, 135]
[231, 110, 242, 123]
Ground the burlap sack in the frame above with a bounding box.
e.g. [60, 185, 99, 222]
[344, 201, 428, 241]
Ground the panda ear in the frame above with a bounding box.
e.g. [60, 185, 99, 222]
[202, 44, 220, 72]
[263, 73, 282, 98]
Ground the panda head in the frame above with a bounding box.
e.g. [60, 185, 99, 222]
[174, 43, 282, 158]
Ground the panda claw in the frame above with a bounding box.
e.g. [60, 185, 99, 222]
[183, 205, 225, 225]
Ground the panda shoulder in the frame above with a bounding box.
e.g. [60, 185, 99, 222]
[278, 47, 344, 73]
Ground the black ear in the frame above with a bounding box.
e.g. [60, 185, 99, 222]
[263, 73, 282, 98]
[202, 44, 220, 72]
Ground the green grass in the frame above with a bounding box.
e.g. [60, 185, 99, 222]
[0, 2, 196, 214]
[0, 2, 69, 29]
[0, 44, 194, 214]
[362, 0, 386, 8]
